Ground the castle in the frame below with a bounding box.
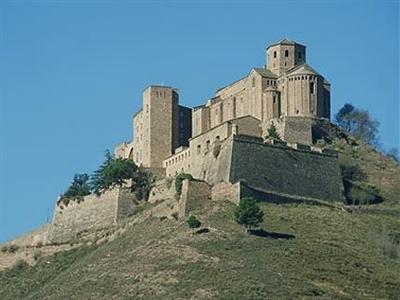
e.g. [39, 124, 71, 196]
[0, 39, 344, 256]
[115, 38, 333, 179]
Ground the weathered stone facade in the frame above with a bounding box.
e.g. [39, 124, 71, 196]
[116, 39, 330, 170]
[168, 132, 343, 203]
[115, 86, 192, 168]
[48, 187, 138, 243]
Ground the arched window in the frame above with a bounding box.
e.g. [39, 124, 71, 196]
[252, 77, 256, 87]
[285, 50, 289, 57]
[273, 51, 277, 58]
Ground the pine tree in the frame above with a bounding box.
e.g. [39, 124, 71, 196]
[234, 197, 264, 233]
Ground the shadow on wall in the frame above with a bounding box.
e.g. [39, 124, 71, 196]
[249, 229, 295, 240]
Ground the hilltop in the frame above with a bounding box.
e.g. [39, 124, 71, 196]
[1, 197, 399, 299]
[1, 121, 399, 299]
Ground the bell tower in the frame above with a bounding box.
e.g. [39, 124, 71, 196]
[266, 38, 306, 76]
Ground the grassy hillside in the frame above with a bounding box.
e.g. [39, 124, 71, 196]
[1, 199, 399, 299]
[314, 119, 400, 206]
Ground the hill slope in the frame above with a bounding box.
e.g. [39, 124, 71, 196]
[1, 199, 399, 299]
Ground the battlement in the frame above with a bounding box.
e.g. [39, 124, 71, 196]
[230, 134, 337, 158]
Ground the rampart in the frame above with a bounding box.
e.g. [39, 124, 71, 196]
[229, 135, 344, 202]
[178, 180, 211, 218]
[48, 187, 138, 243]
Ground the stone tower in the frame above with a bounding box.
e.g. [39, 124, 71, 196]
[115, 85, 192, 169]
[266, 38, 306, 76]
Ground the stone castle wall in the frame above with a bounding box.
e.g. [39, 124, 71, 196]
[178, 179, 211, 218]
[211, 181, 241, 204]
[48, 187, 138, 243]
[263, 116, 313, 145]
[229, 135, 343, 202]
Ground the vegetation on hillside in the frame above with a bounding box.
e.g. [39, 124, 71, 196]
[234, 197, 264, 232]
[334, 103, 380, 147]
[1, 199, 399, 299]
[61, 151, 153, 202]
[317, 103, 400, 207]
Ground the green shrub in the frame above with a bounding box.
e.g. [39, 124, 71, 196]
[175, 173, 193, 197]
[265, 123, 280, 140]
[36, 241, 43, 247]
[62, 173, 91, 201]
[33, 250, 42, 261]
[234, 197, 264, 233]
[187, 215, 201, 229]
[1, 245, 7, 253]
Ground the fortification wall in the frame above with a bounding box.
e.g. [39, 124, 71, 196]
[48, 187, 137, 243]
[229, 135, 343, 202]
[263, 116, 312, 145]
[211, 181, 241, 204]
[178, 179, 211, 218]
[148, 178, 176, 204]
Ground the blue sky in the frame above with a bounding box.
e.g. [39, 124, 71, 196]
[0, 0, 398, 242]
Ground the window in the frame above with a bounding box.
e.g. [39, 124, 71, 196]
[197, 144, 201, 154]
[273, 95, 277, 104]
[310, 82, 315, 94]
[273, 51, 277, 58]
[206, 140, 210, 150]
[285, 50, 289, 57]
[298, 52, 302, 59]
[252, 77, 255, 87]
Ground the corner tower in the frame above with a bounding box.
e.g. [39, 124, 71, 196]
[266, 39, 306, 76]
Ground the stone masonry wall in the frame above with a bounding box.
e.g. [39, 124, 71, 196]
[211, 181, 241, 204]
[48, 187, 137, 243]
[229, 135, 343, 202]
[178, 179, 211, 218]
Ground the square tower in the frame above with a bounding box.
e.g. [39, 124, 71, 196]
[136, 86, 179, 168]
[266, 38, 306, 76]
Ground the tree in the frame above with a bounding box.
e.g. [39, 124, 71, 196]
[62, 173, 91, 200]
[334, 103, 380, 147]
[187, 215, 201, 235]
[132, 170, 153, 200]
[91, 151, 142, 194]
[234, 197, 264, 233]
[265, 123, 281, 140]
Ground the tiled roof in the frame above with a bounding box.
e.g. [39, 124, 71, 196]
[286, 63, 321, 76]
[253, 68, 278, 78]
[267, 38, 305, 49]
